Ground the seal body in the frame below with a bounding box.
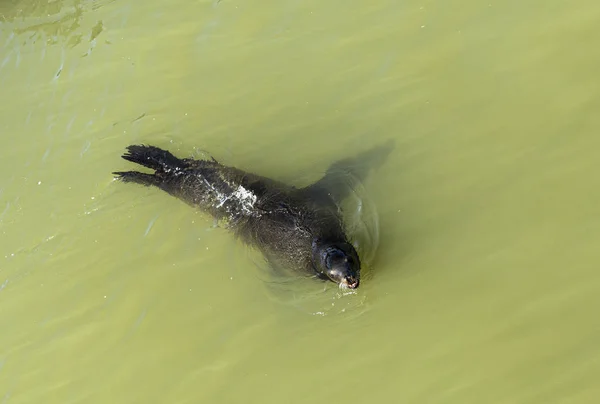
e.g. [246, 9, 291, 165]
[113, 145, 364, 288]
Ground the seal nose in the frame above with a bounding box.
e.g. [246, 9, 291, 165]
[344, 277, 359, 289]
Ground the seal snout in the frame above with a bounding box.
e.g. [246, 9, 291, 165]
[342, 277, 360, 289]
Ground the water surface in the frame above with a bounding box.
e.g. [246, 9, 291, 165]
[1, 0, 600, 402]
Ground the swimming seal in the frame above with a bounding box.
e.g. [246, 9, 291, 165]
[113, 141, 392, 289]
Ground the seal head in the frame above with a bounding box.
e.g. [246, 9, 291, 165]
[312, 240, 361, 289]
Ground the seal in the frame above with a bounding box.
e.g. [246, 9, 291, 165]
[113, 141, 392, 289]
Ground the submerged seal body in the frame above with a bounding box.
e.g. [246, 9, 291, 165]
[113, 142, 391, 289]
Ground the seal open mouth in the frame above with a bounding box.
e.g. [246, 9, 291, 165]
[340, 278, 360, 289]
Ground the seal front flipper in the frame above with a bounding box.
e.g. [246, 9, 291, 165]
[303, 139, 395, 205]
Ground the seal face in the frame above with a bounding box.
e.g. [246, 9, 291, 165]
[312, 240, 361, 289]
[113, 141, 392, 289]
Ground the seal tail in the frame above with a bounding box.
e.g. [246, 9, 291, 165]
[120, 144, 185, 172]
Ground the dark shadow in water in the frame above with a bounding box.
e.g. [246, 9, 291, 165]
[303, 138, 395, 207]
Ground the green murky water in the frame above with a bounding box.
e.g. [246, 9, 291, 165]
[1, 0, 600, 402]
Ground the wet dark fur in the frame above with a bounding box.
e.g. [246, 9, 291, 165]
[113, 141, 393, 287]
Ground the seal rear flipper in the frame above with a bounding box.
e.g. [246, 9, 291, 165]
[113, 171, 160, 187]
[121, 144, 186, 172]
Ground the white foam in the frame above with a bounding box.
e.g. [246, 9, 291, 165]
[232, 185, 257, 215]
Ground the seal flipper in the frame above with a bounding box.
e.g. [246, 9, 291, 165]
[112, 171, 161, 187]
[303, 139, 395, 205]
[121, 144, 186, 173]
[113, 145, 188, 189]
